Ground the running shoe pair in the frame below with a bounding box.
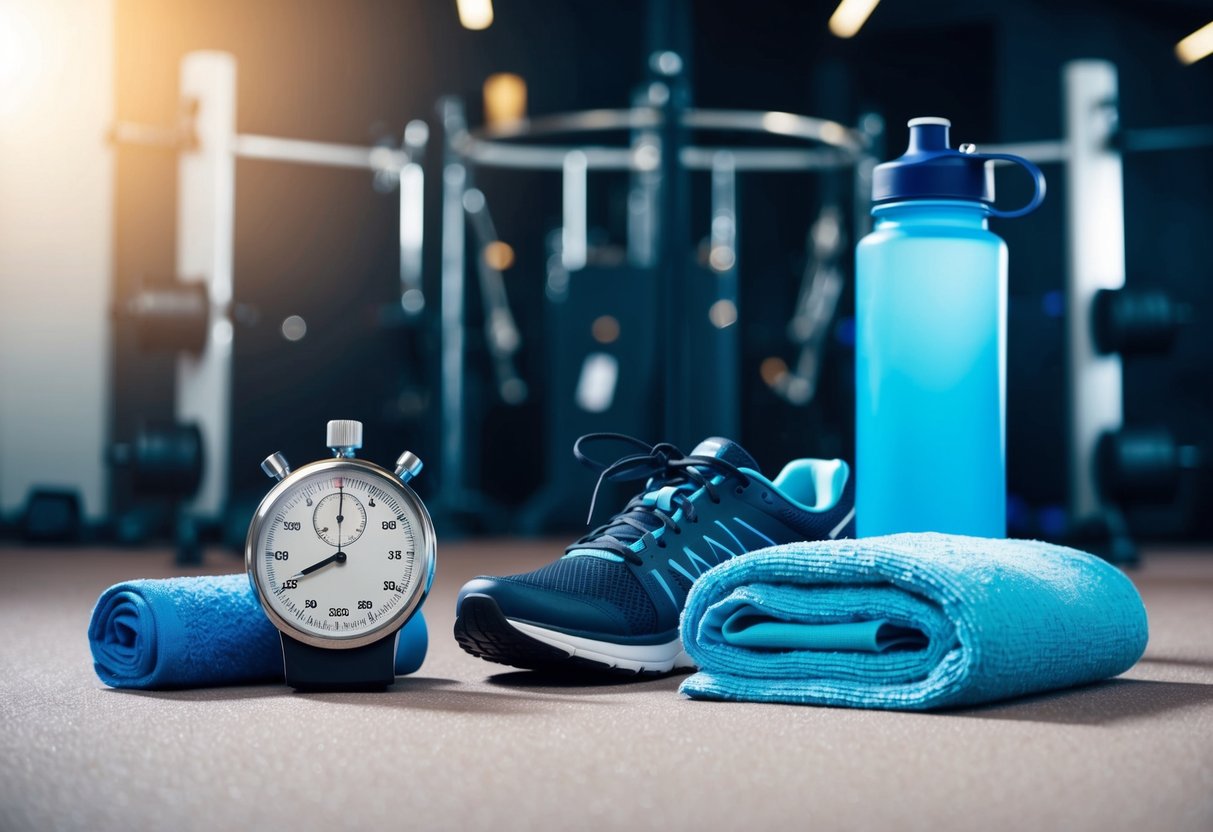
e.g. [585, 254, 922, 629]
[455, 433, 854, 675]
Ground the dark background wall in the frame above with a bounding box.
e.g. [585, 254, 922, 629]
[112, 0, 1213, 539]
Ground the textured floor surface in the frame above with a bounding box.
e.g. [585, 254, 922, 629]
[1, 540, 1211, 832]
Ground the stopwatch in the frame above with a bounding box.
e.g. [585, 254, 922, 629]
[246, 420, 436, 691]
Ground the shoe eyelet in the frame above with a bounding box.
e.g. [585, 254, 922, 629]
[735, 486, 745, 495]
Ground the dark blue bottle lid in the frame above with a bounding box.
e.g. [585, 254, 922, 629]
[872, 117, 1046, 219]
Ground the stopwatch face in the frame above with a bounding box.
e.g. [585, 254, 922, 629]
[248, 460, 432, 645]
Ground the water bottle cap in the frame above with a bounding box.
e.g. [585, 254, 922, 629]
[873, 118, 992, 204]
[872, 117, 1046, 218]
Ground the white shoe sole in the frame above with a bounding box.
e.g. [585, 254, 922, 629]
[507, 618, 696, 674]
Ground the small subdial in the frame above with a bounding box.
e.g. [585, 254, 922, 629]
[312, 491, 367, 547]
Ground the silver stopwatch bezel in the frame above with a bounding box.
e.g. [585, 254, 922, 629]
[245, 457, 437, 651]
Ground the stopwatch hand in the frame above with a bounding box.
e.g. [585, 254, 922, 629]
[336, 485, 345, 541]
[294, 550, 348, 578]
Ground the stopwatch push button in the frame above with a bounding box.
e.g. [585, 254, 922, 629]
[394, 451, 423, 484]
[261, 452, 291, 481]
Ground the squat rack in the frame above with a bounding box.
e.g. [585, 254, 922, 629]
[433, 59, 882, 522]
[978, 60, 1206, 558]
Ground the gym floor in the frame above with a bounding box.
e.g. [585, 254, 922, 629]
[1, 541, 1211, 832]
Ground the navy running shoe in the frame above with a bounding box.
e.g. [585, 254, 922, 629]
[455, 433, 855, 675]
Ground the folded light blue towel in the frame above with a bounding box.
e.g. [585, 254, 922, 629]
[89, 573, 428, 689]
[679, 533, 1148, 710]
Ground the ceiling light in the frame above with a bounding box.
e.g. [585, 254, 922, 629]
[828, 0, 881, 39]
[1176, 20, 1213, 65]
[456, 0, 493, 31]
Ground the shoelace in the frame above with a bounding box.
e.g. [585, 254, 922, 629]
[564, 433, 751, 565]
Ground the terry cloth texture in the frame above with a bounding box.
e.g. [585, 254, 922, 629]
[88, 573, 427, 689]
[679, 532, 1148, 710]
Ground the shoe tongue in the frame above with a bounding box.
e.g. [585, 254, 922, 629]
[689, 437, 761, 474]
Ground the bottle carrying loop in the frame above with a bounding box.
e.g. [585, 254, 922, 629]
[977, 153, 1047, 219]
[871, 119, 1047, 219]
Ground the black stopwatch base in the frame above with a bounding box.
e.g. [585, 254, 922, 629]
[280, 631, 397, 691]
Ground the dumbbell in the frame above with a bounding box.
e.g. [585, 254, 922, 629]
[1092, 288, 1191, 356]
[20, 489, 83, 543]
[1095, 427, 1200, 505]
[109, 422, 205, 498]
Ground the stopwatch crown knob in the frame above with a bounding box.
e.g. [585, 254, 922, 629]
[326, 420, 363, 457]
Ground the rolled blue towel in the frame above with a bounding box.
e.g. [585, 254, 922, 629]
[89, 573, 428, 689]
[679, 533, 1148, 710]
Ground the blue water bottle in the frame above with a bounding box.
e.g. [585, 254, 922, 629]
[855, 117, 1045, 538]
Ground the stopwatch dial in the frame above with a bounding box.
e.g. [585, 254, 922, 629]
[255, 470, 426, 640]
[312, 490, 367, 547]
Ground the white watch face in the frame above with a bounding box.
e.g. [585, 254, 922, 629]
[251, 464, 428, 640]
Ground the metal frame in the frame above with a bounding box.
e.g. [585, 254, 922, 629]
[1063, 62, 1126, 524]
[438, 99, 470, 514]
[175, 52, 237, 523]
[975, 61, 1124, 529]
[452, 107, 868, 172]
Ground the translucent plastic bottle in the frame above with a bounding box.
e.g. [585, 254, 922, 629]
[855, 118, 1045, 538]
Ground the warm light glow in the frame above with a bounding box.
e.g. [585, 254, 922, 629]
[1176, 20, 1213, 65]
[0, 4, 42, 118]
[456, 0, 494, 30]
[483, 73, 526, 126]
[828, 0, 881, 38]
[632, 142, 660, 171]
[760, 356, 789, 388]
[483, 240, 515, 271]
[591, 315, 620, 345]
[708, 299, 738, 329]
[708, 246, 736, 272]
[761, 112, 802, 137]
[819, 121, 848, 145]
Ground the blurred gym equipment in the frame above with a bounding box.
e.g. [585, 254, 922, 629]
[109, 51, 428, 560]
[435, 68, 880, 530]
[977, 60, 1209, 561]
[462, 186, 527, 405]
[774, 204, 849, 406]
[95, 45, 1211, 548]
[109, 422, 206, 560]
[20, 489, 84, 544]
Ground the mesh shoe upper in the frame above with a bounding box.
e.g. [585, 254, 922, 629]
[507, 557, 658, 634]
[456, 435, 855, 643]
